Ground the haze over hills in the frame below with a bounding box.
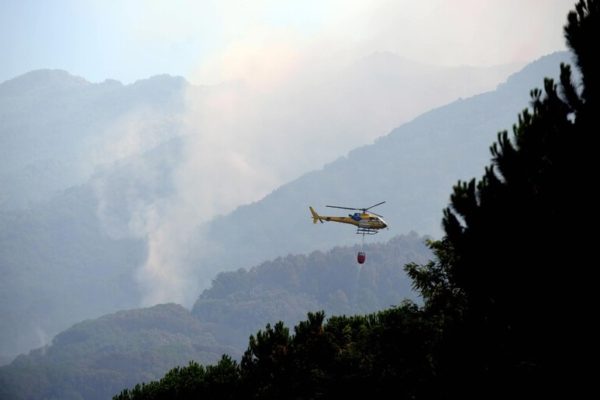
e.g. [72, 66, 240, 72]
[0, 56, 518, 210]
[0, 70, 186, 208]
[0, 52, 567, 362]
[0, 70, 189, 359]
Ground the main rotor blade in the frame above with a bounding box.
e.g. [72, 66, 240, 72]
[364, 201, 385, 211]
[326, 205, 359, 211]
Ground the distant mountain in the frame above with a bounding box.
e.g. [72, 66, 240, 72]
[0, 71, 189, 361]
[0, 233, 431, 400]
[0, 58, 515, 210]
[0, 52, 570, 364]
[0, 69, 186, 208]
[193, 52, 571, 278]
[341, 51, 523, 132]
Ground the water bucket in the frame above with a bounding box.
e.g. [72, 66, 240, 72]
[357, 251, 366, 264]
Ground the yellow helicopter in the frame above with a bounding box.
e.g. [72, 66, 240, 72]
[309, 201, 388, 235]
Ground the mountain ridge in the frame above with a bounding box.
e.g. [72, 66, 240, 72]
[0, 51, 567, 362]
[192, 51, 571, 278]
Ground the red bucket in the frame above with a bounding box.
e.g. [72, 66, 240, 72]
[357, 251, 366, 264]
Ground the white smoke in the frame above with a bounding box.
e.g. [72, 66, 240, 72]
[35, 326, 50, 354]
[132, 38, 525, 306]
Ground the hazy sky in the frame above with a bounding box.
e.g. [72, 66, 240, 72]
[1, 0, 575, 84]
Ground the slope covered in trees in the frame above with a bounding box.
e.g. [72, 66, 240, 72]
[0, 304, 233, 400]
[0, 234, 430, 400]
[192, 233, 431, 349]
[114, 1, 597, 398]
[116, 307, 435, 400]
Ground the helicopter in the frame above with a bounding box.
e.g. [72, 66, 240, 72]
[309, 201, 388, 235]
[309, 201, 388, 264]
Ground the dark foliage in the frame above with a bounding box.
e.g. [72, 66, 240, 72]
[115, 305, 436, 400]
[407, 1, 597, 397]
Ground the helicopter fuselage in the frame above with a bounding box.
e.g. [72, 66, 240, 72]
[321, 213, 387, 229]
[310, 207, 387, 233]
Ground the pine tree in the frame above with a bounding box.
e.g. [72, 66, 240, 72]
[406, 1, 597, 397]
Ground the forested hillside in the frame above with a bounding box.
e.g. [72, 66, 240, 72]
[113, 1, 597, 398]
[0, 233, 430, 400]
[0, 304, 231, 400]
[192, 233, 430, 349]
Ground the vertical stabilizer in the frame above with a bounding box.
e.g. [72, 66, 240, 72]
[309, 207, 323, 224]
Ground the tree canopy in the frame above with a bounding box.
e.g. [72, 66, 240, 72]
[405, 2, 597, 397]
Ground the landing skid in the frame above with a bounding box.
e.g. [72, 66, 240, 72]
[356, 228, 378, 235]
